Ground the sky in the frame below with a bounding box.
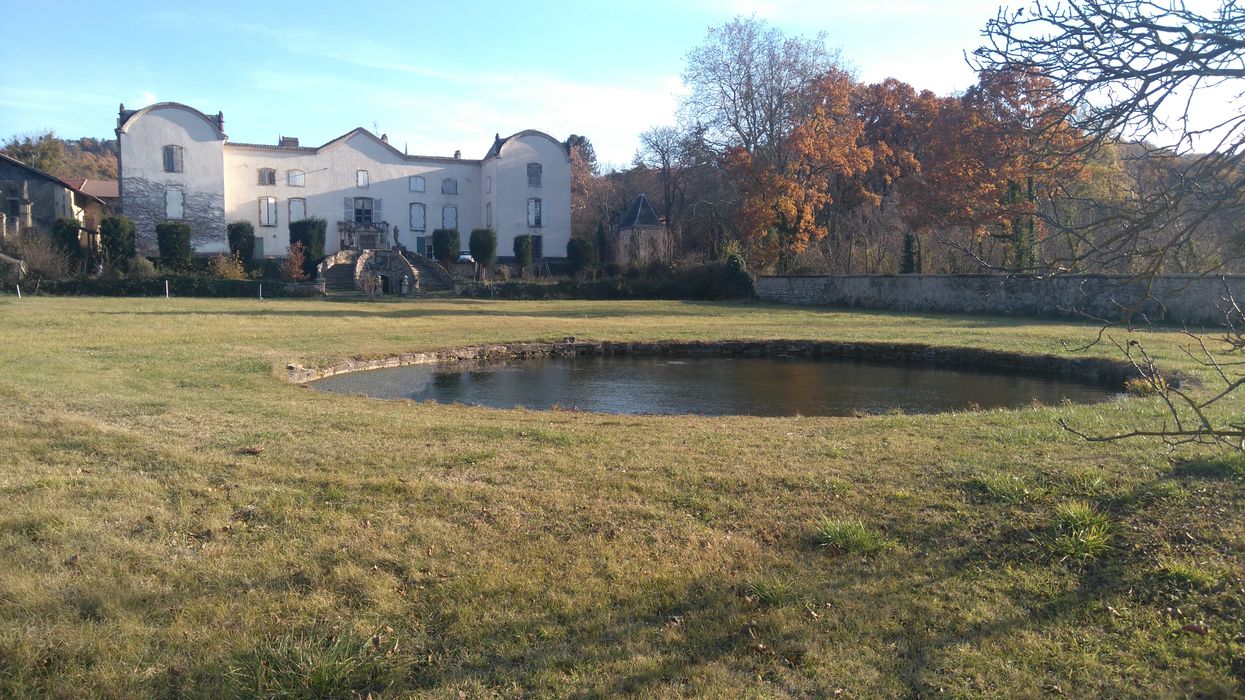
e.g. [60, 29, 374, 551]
[0, 0, 1016, 168]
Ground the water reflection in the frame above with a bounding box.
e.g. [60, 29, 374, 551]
[311, 355, 1120, 417]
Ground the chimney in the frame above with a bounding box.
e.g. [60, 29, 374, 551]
[279, 136, 299, 148]
[453, 149, 461, 159]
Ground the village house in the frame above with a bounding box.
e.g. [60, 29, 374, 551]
[0, 153, 109, 247]
[115, 103, 572, 261]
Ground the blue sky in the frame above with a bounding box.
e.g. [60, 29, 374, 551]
[0, 0, 1011, 168]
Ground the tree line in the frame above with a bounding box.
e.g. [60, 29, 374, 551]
[570, 12, 1243, 277]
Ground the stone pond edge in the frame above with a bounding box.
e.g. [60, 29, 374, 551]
[285, 339, 1174, 390]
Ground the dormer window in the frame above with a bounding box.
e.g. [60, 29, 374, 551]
[162, 145, 183, 173]
[257, 168, 276, 186]
[442, 177, 458, 195]
[287, 169, 305, 187]
[527, 163, 542, 188]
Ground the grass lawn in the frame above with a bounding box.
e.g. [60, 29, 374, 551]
[0, 295, 1242, 698]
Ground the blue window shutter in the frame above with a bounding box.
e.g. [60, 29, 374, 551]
[374, 198, 383, 223]
[344, 197, 352, 222]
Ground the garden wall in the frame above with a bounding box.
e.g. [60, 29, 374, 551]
[756, 274, 1245, 326]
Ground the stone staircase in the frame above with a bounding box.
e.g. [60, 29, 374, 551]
[321, 263, 357, 292]
[400, 251, 455, 292]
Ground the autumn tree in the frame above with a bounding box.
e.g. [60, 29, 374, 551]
[728, 69, 874, 269]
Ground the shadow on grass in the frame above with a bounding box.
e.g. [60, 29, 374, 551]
[94, 300, 756, 321]
[1171, 455, 1245, 480]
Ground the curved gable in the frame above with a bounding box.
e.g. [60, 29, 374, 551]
[488, 130, 569, 162]
[118, 102, 226, 140]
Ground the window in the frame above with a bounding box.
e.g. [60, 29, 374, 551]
[486, 202, 492, 228]
[527, 162, 542, 188]
[442, 205, 457, 230]
[441, 177, 457, 195]
[531, 234, 544, 259]
[527, 198, 542, 228]
[289, 197, 306, 223]
[257, 168, 276, 186]
[357, 170, 369, 188]
[287, 169, 305, 187]
[259, 196, 277, 227]
[409, 175, 425, 192]
[353, 197, 373, 224]
[486, 176, 492, 193]
[165, 188, 184, 219]
[162, 145, 183, 173]
[409, 202, 426, 231]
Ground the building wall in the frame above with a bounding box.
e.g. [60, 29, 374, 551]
[223, 136, 481, 257]
[118, 103, 571, 261]
[756, 274, 1245, 326]
[0, 164, 86, 233]
[118, 104, 227, 252]
[489, 133, 571, 260]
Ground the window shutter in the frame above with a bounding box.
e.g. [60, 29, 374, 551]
[344, 197, 352, 222]
[173, 147, 183, 173]
[374, 198, 383, 223]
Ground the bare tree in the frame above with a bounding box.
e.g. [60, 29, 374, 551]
[973, 1, 1245, 278]
[975, 0, 1245, 450]
[681, 16, 840, 165]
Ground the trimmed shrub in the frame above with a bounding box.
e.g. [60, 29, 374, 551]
[99, 215, 136, 262]
[155, 221, 194, 271]
[51, 218, 83, 264]
[566, 238, 598, 276]
[431, 229, 460, 266]
[227, 221, 256, 262]
[513, 235, 533, 273]
[468, 229, 497, 268]
[288, 218, 326, 277]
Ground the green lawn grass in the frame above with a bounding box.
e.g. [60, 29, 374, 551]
[0, 296, 1242, 698]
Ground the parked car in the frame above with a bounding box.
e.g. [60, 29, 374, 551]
[457, 252, 476, 263]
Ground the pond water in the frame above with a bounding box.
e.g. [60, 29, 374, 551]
[309, 355, 1121, 416]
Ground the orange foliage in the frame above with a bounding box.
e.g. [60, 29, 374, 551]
[901, 68, 1086, 236]
[729, 69, 873, 266]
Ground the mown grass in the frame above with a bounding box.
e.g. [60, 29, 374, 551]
[0, 295, 1242, 697]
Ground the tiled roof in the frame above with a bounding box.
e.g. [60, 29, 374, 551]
[614, 193, 662, 228]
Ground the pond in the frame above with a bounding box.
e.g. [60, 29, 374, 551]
[309, 355, 1121, 417]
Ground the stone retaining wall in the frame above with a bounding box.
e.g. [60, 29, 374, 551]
[756, 274, 1245, 326]
[286, 339, 1150, 388]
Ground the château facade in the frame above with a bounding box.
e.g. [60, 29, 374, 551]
[116, 102, 571, 260]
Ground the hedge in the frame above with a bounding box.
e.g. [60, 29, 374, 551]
[460, 261, 755, 301]
[19, 276, 324, 298]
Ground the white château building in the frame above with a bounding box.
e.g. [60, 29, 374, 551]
[116, 102, 571, 260]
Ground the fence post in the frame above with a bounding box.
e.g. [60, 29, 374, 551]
[164, 280, 169, 299]
[15, 284, 20, 299]
[259, 282, 263, 301]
